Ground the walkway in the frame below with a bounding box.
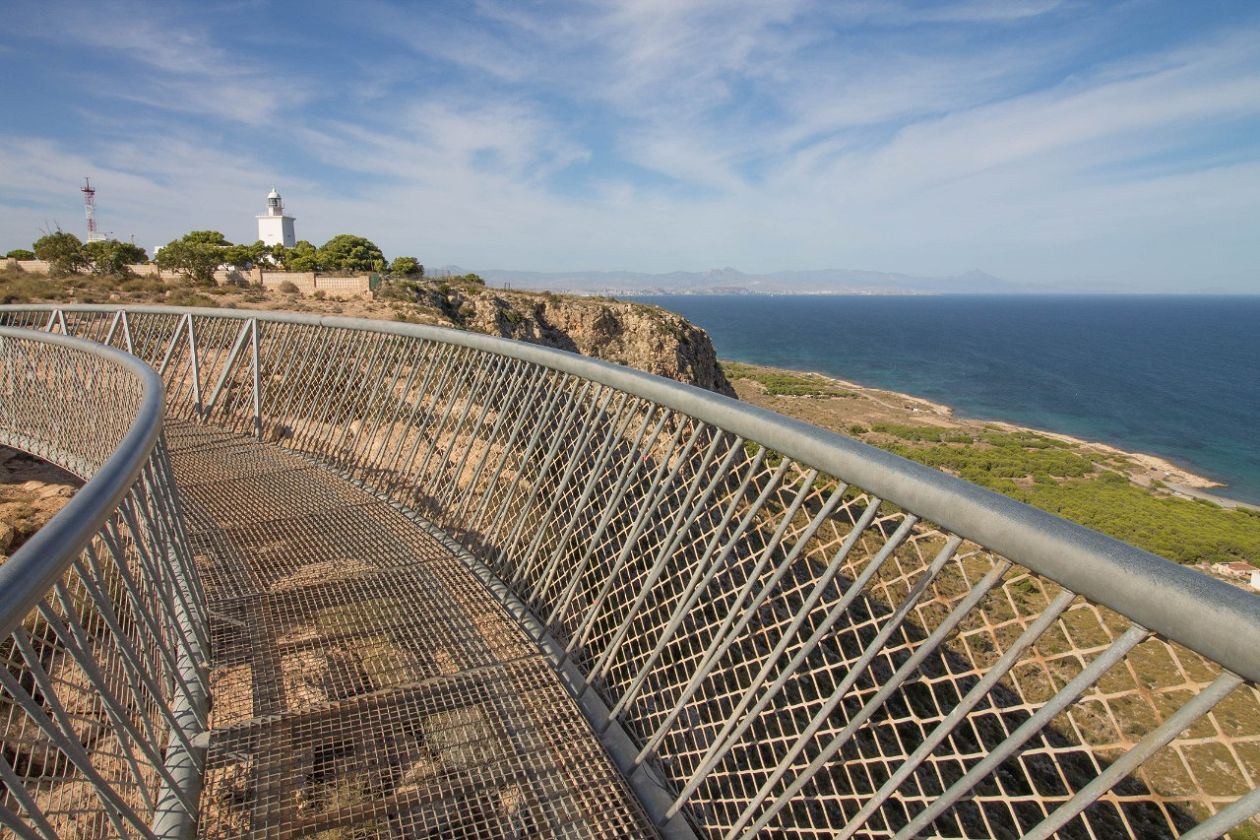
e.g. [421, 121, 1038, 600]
[166, 421, 655, 838]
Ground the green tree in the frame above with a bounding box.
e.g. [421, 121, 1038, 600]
[222, 240, 268, 270]
[83, 239, 147, 276]
[389, 256, 423, 276]
[183, 230, 231, 246]
[33, 231, 88, 276]
[4, 249, 35, 260]
[287, 240, 319, 272]
[156, 232, 228, 285]
[318, 234, 385, 272]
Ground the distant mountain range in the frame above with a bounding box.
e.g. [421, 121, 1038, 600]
[434, 265, 1026, 296]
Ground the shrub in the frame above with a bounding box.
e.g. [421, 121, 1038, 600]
[5, 249, 35, 260]
[278, 280, 299, 294]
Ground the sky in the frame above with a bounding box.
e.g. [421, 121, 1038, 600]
[1, 0, 1258, 292]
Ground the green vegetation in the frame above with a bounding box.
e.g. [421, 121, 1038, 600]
[1012, 472, 1260, 566]
[33, 231, 90, 275]
[723, 360, 853, 397]
[4, 249, 35, 260]
[221, 240, 269, 270]
[318, 234, 385, 272]
[389, 256, 423, 276]
[849, 422, 1260, 566]
[82, 239, 147, 276]
[156, 230, 230, 284]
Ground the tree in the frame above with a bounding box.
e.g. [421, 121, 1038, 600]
[287, 240, 319, 272]
[389, 256, 423, 276]
[222, 240, 268, 270]
[5, 249, 35, 260]
[156, 232, 228, 285]
[318, 234, 385, 272]
[183, 230, 231, 246]
[83, 239, 147, 276]
[33, 231, 88, 276]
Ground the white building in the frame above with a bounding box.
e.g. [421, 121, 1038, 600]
[256, 188, 296, 248]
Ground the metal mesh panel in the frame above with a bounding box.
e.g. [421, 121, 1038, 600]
[0, 329, 207, 837]
[3, 305, 1258, 839]
[168, 422, 657, 838]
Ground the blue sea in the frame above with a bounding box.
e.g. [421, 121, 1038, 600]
[630, 295, 1260, 505]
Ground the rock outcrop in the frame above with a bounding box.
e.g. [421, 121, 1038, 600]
[393, 280, 735, 397]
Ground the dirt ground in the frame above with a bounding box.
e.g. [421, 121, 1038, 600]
[0, 446, 81, 560]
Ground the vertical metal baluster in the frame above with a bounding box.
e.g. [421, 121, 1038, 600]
[466, 367, 559, 532]
[250, 318, 262, 438]
[635, 464, 822, 764]
[186, 314, 202, 415]
[609, 450, 778, 732]
[559, 421, 705, 659]
[582, 432, 742, 692]
[890, 623, 1150, 840]
[512, 392, 636, 598]
[523, 403, 660, 611]
[540, 410, 676, 629]
[724, 534, 964, 839]
[730, 558, 1014, 834]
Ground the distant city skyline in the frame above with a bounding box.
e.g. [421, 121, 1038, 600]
[1, 0, 1258, 292]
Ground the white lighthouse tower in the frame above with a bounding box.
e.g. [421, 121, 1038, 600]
[256, 188, 296, 248]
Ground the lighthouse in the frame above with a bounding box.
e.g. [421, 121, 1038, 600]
[256, 188, 296, 248]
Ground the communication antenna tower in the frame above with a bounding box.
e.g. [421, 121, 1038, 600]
[81, 177, 105, 242]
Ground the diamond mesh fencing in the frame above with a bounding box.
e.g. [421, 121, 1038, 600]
[0, 328, 208, 838]
[2, 305, 1258, 839]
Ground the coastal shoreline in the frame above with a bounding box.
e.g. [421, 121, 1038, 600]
[722, 358, 1260, 512]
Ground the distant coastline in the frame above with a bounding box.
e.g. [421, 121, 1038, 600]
[742, 360, 1260, 512]
[630, 293, 1260, 507]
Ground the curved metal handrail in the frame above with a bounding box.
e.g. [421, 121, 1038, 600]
[5, 304, 1256, 682]
[1, 303, 1257, 839]
[0, 325, 207, 839]
[0, 327, 164, 639]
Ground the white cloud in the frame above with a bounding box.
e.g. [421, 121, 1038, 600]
[1, 1, 1258, 289]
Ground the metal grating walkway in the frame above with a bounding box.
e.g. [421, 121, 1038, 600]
[165, 421, 657, 839]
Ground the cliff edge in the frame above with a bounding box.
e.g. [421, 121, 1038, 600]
[381, 278, 735, 397]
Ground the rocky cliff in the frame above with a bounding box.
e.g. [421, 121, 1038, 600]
[385, 279, 735, 397]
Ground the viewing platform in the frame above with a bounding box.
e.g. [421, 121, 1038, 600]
[0, 305, 1257, 839]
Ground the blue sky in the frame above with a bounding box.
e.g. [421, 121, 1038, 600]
[1, 0, 1258, 291]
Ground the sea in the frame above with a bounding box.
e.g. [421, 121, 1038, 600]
[628, 294, 1260, 505]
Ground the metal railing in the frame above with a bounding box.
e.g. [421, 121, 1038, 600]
[1, 304, 1258, 839]
[0, 326, 208, 838]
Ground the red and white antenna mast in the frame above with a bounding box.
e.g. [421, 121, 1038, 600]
[81, 177, 104, 242]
